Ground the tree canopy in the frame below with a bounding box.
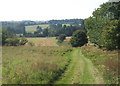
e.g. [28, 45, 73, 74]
[70, 30, 88, 47]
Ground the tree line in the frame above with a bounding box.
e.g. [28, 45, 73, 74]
[84, 1, 120, 50]
[2, 22, 25, 34]
[24, 22, 86, 37]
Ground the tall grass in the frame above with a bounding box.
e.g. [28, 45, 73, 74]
[2, 46, 72, 84]
[81, 45, 119, 84]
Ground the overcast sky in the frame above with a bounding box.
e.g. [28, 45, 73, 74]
[0, 0, 108, 21]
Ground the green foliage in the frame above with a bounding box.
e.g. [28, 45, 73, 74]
[43, 29, 49, 37]
[2, 22, 25, 34]
[85, 2, 120, 50]
[70, 30, 88, 47]
[101, 20, 120, 50]
[2, 30, 15, 45]
[56, 34, 66, 43]
[2, 30, 28, 46]
[19, 38, 28, 45]
[25, 21, 86, 37]
[5, 38, 28, 46]
[5, 38, 19, 46]
[85, 2, 112, 45]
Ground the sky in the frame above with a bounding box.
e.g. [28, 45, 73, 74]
[0, 0, 108, 21]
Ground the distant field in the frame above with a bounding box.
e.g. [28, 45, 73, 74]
[62, 24, 81, 27]
[62, 24, 71, 27]
[25, 24, 81, 33]
[26, 37, 71, 47]
[25, 24, 49, 33]
[26, 37, 58, 46]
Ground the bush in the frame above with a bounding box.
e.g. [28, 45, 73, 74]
[70, 30, 88, 47]
[2, 30, 15, 45]
[5, 38, 19, 46]
[101, 20, 120, 50]
[5, 37, 28, 46]
[19, 38, 28, 45]
[56, 34, 66, 43]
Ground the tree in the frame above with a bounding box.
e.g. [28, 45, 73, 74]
[2, 30, 15, 45]
[101, 20, 120, 50]
[56, 34, 66, 43]
[36, 26, 42, 33]
[43, 28, 49, 37]
[70, 30, 88, 47]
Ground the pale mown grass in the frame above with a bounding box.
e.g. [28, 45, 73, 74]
[2, 46, 72, 84]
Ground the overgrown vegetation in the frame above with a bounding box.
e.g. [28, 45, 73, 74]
[2, 30, 28, 46]
[81, 45, 119, 84]
[2, 46, 72, 84]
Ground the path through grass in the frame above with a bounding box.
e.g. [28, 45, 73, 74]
[55, 48, 104, 84]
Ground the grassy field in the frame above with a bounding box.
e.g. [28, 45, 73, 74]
[25, 24, 49, 33]
[2, 37, 119, 84]
[26, 37, 71, 47]
[2, 46, 72, 84]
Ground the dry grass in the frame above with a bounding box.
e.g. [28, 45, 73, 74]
[26, 37, 58, 47]
[2, 46, 72, 84]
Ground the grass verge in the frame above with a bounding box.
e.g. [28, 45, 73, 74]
[81, 45, 119, 84]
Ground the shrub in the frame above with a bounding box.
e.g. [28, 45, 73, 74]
[5, 38, 19, 46]
[56, 34, 66, 43]
[2, 30, 15, 45]
[101, 20, 120, 50]
[70, 30, 88, 47]
[5, 37, 28, 46]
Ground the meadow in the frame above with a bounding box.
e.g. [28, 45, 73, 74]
[2, 37, 119, 84]
[2, 46, 72, 84]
